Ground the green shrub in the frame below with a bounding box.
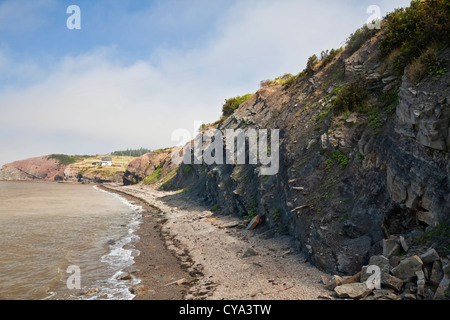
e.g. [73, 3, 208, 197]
[111, 148, 149, 157]
[260, 79, 272, 88]
[420, 45, 448, 78]
[222, 94, 253, 117]
[382, 90, 399, 114]
[271, 208, 281, 222]
[282, 73, 302, 88]
[245, 208, 257, 220]
[183, 165, 194, 175]
[413, 223, 450, 253]
[325, 151, 349, 170]
[320, 47, 343, 67]
[260, 72, 305, 89]
[314, 110, 330, 124]
[331, 80, 369, 115]
[306, 54, 319, 75]
[346, 25, 378, 55]
[380, 0, 450, 75]
[332, 151, 349, 169]
[48, 154, 78, 165]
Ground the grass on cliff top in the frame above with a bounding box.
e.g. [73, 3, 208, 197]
[221, 94, 254, 118]
[380, 0, 450, 75]
[69, 155, 135, 178]
[48, 154, 80, 165]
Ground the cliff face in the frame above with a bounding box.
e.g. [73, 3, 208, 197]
[0, 156, 66, 181]
[0, 155, 131, 184]
[164, 29, 449, 274]
[122, 148, 180, 188]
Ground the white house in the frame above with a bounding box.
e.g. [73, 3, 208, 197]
[101, 157, 112, 166]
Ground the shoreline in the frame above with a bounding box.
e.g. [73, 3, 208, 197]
[97, 184, 193, 300]
[100, 183, 332, 300]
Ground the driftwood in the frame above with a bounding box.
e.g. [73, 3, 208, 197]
[164, 278, 187, 287]
[290, 204, 313, 212]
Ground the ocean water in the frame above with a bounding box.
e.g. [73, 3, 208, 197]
[0, 181, 143, 300]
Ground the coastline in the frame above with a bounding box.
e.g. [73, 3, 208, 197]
[97, 184, 192, 300]
[100, 183, 332, 300]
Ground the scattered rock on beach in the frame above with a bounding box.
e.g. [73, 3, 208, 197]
[242, 247, 258, 258]
[220, 221, 242, 229]
[326, 239, 450, 300]
[82, 288, 99, 295]
[334, 283, 372, 299]
[391, 255, 423, 281]
[117, 272, 132, 281]
[419, 248, 440, 265]
[430, 261, 444, 286]
[129, 284, 147, 296]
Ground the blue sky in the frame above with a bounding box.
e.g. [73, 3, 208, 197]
[0, 0, 411, 165]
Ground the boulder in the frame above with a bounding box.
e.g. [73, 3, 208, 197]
[419, 248, 440, 265]
[336, 236, 372, 275]
[416, 270, 425, 298]
[361, 255, 390, 284]
[220, 221, 241, 229]
[341, 272, 361, 285]
[242, 247, 258, 258]
[334, 283, 373, 299]
[389, 256, 401, 268]
[361, 255, 404, 291]
[383, 239, 401, 258]
[417, 211, 439, 228]
[322, 275, 343, 291]
[434, 277, 450, 300]
[372, 289, 400, 300]
[430, 261, 444, 286]
[383, 275, 404, 292]
[129, 285, 147, 296]
[117, 272, 132, 281]
[391, 255, 423, 281]
[443, 259, 450, 278]
[399, 236, 409, 252]
[382, 75, 397, 84]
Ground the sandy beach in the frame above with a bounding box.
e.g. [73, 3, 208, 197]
[100, 183, 332, 300]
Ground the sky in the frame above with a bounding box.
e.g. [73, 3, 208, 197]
[0, 0, 412, 165]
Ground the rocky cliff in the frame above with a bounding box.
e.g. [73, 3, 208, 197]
[122, 148, 179, 187]
[0, 155, 131, 184]
[0, 156, 66, 181]
[2, 0, 448, 299]
[157, 2, 450, 278]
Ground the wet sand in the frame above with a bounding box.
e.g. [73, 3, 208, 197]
[100, 183, 332, 300]
[98, 185, 192, 300]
